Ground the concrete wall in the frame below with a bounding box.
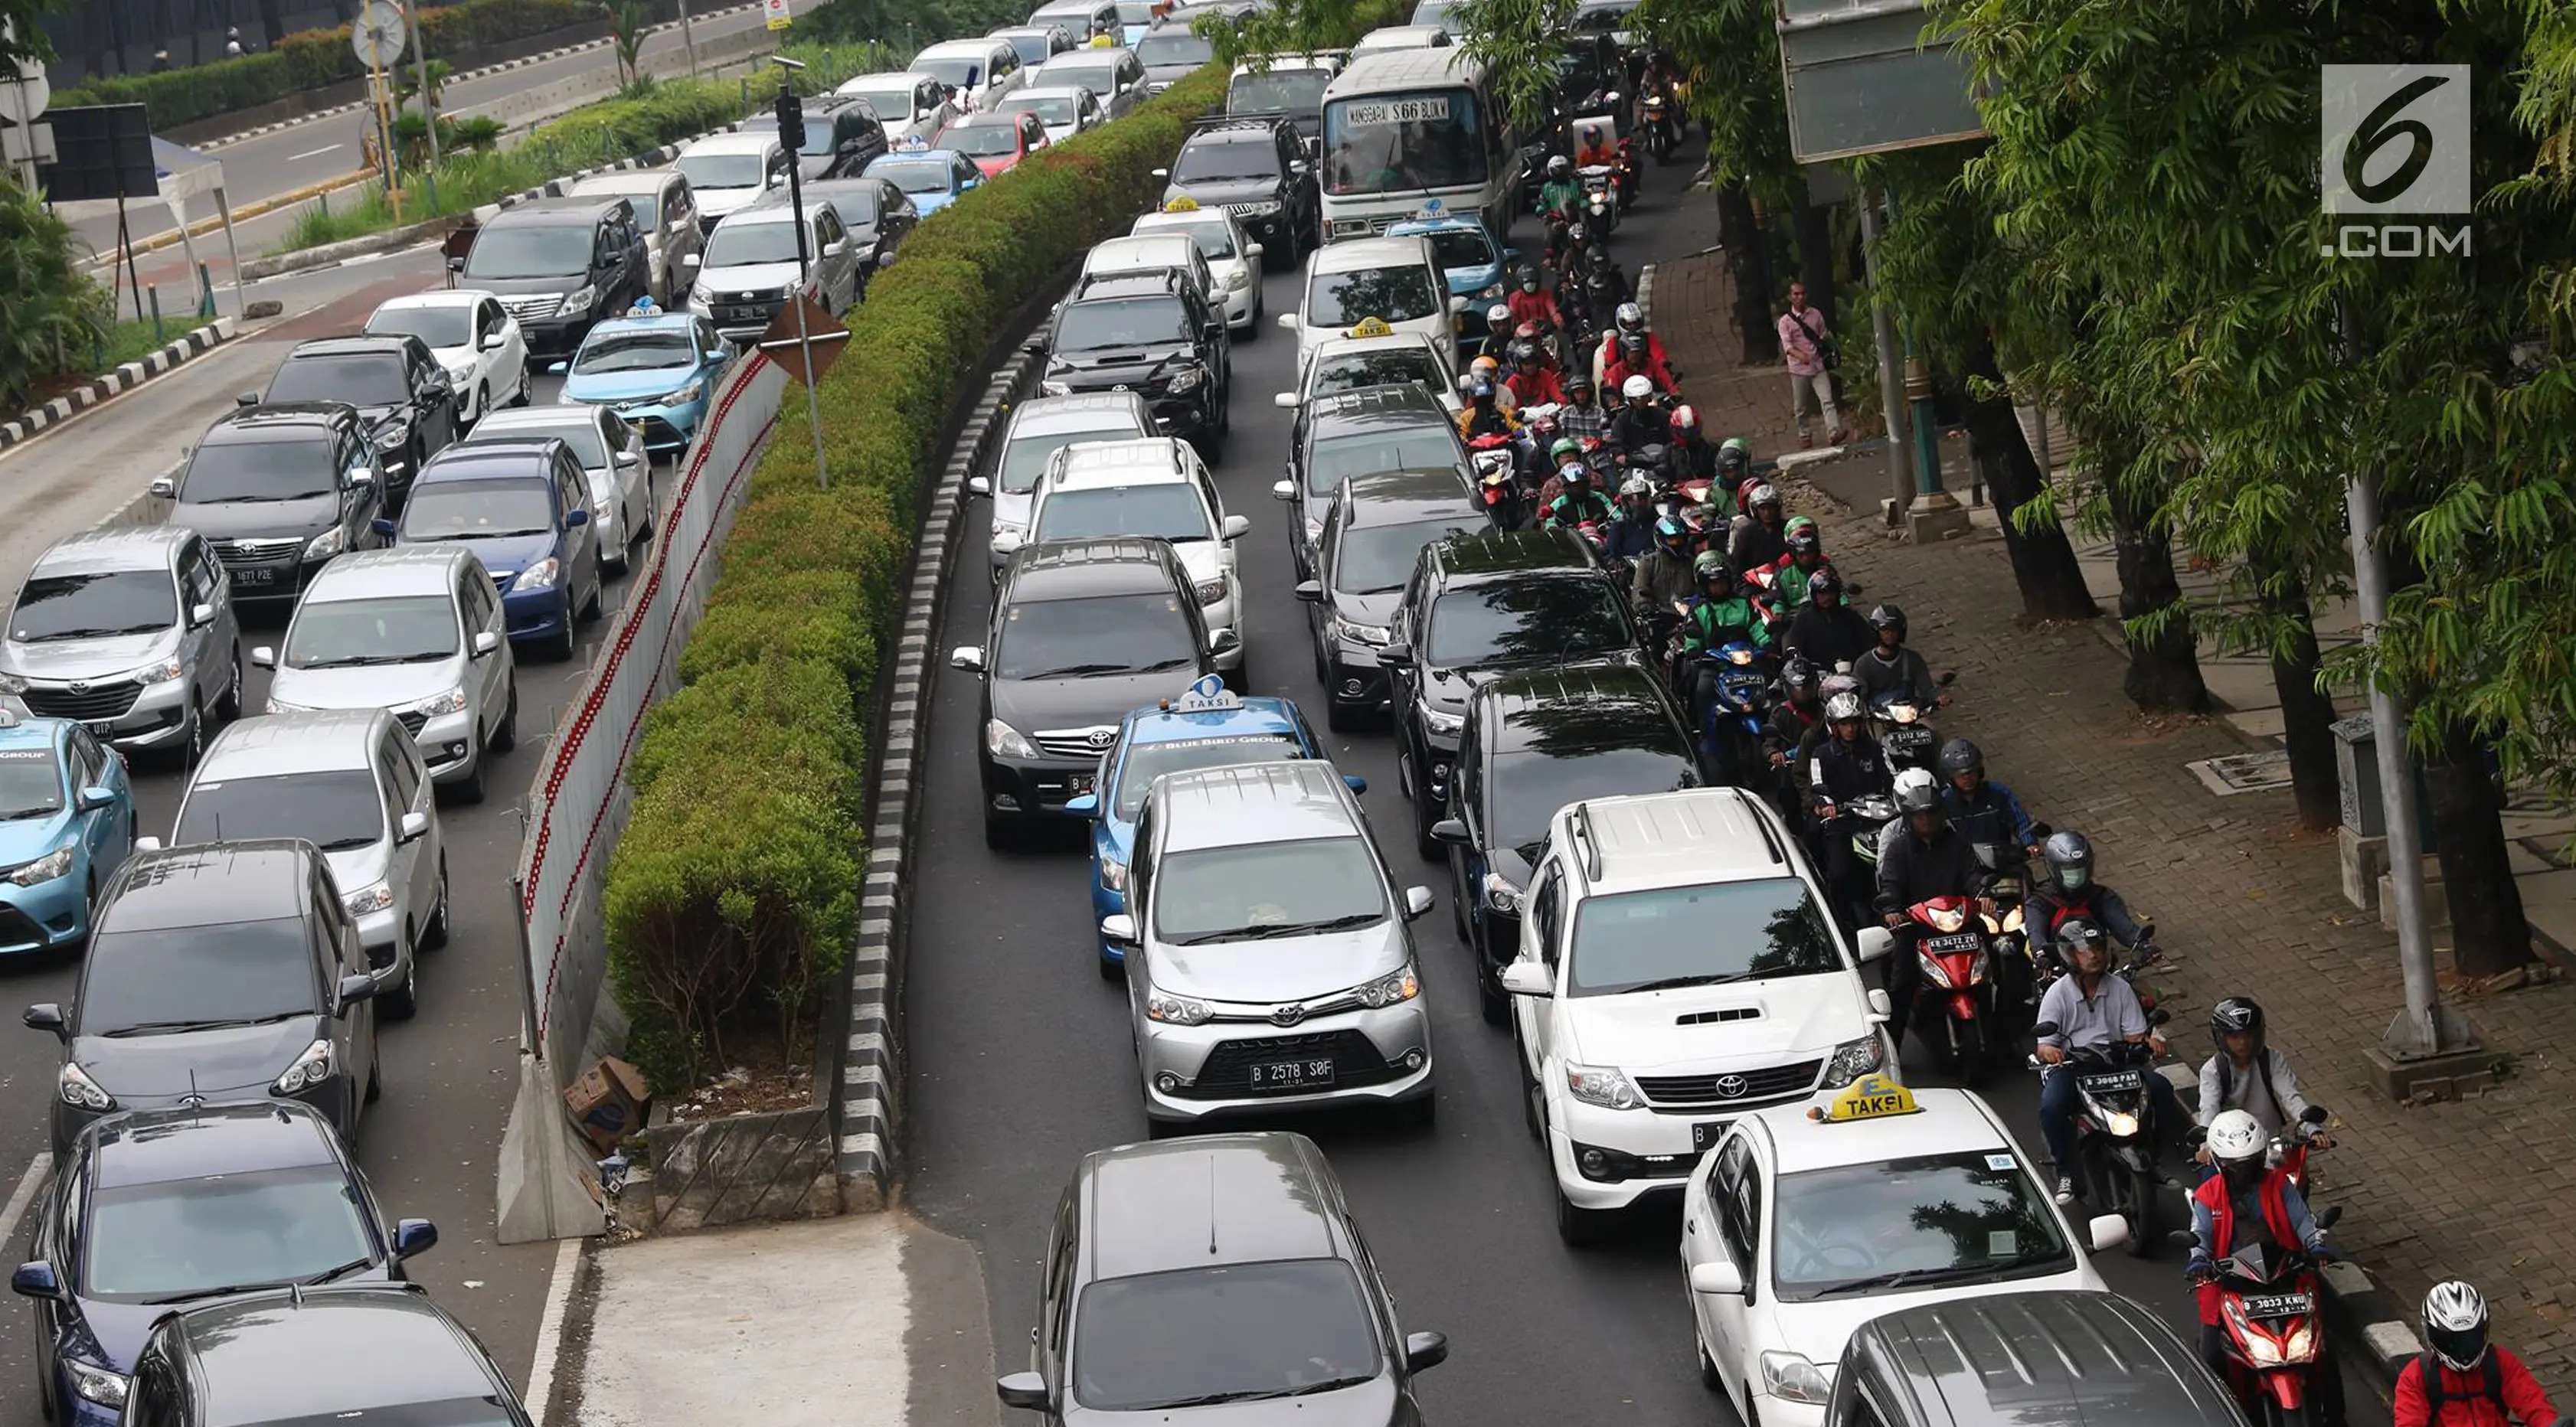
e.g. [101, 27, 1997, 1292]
[642, 1105, 843, 1232]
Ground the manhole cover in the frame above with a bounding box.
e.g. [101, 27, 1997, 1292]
[2187, 750, 2293, 796]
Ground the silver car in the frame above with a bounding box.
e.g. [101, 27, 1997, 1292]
[460, 403, 653, 573]
[966, 391, 1155, 571]
[253, 547, 518, 804]
[569, 169, 706, 307]
[0, 527, 242, 767]
[1102, 759, 1436, 1128]
[689, 201, 863, 343]
[155, 709, 446, 1019]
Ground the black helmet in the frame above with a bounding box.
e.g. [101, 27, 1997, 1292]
[1567, 221, 1589, 246]
[1655, 514, 1688, 544]
[1781, 656, 1819, 692]
[1867, 603, 1907, 636]
[2057, 916, 2108, 958]
[1715, 443, 1751, 480]
[1785, 526, 1822, 557]
[1806, 568, 1843, 602]
[1565, 372, 1594, 398]
[2043, 830, 2094, 891]
[1937, 738, 1983, 782]
[2211, 996, 2265, 1048]
[1517, 265, 1540, 292]
[1547, 154, 1571, 179]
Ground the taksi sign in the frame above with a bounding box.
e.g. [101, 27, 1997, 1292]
[2320, 64, 2471, 258]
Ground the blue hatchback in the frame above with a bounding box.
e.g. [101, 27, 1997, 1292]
[1064, 674, 1356, 971]
[554, 308, 731, 452]
[863, 144, 985, 217]
[0, 707, 133, 956]
[384, 439, 603, 661]
[1388, 209, 1514, 334]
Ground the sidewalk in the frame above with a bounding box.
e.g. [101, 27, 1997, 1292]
[1656, 246, 2576, 1396]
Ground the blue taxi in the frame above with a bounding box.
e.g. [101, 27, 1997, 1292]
[862, 142, 986, 218]
[1388, 205, 1515, 337]
[551, 305, 731, 451]
[0, 704, 135, 956]
[1064, 674, 1357, 970]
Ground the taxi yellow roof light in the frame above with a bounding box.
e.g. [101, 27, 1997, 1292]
[1813, 1073, 1919, 1124]
[1346, 316, 1395, 339]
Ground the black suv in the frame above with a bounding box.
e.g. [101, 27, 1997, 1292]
[782, 93, 891, 180]
[1157, 116, 1318, 269]
[1430, 664, 1698, 1018]
[1295, 467, 1486, 730]
[795, 176, 918, 290]
[162, 403, 388, 605]
[1378, 527, 1646, 856]
[449, 195, 650, 354]
[950, 537, 1232, 847]
[1039, 269, 1232, 457]
[257, 335, 459, 513]
[1274, 384, 1468, 585]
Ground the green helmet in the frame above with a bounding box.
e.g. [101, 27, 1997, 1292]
[1694, 550, 1735, 582]
[1720, 436, 1753, 455]
[1551, 436, 1581, 460]
[1785, 514, 1818, 536]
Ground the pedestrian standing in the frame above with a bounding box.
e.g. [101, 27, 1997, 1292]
[150, 47, 173, 72]
[1777, 281, 1845, 449]
[224, 26, 246, 56]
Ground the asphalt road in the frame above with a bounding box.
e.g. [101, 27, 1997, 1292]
[0, 237, 664, 1416]
[901, 145, 2398, 1424]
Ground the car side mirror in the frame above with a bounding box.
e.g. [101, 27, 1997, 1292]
[566, 508, 590, 528]
[135, 836, 162, 852]
[1865, 988, 1892, 1022]
[1270, 479, 1296, 500]
[149, 476, 177, 498]
[615, 450, 644, 469]
[1275, 312, 1298, 330]
[1447, 294, 1469, 315]
[1688, 1261, 1744, 1297]
[1098, 914, 1138, 946]
[345, 465, 375, 486]
[1403, 886, 1433, 919]
[991, 532, 1024, 557]
[1208, 627, 1241, 657]
[966, 475, 992, 495]
[394, 1219, 439, 1260]
[995, 1372, 1051, 1412]
[22, 1003, 64, 1037]
[479, 332, 505, 351]
[10, 1262, 60, 1301]
[1270, 391, 1298, 411]
[76, 785, 116, 813]
[680, 252, 702, 271]
[1220, 514, 1250, 540]
[337, 973, 379, 1011]
[1290, 159, 1311, 176]
[1064, 792, 1100, 818]
[398, 811, 430, 844]
[236, 391, 260, 407]
[250, 645, 277, 668]
[1343, 775, 1368, 794]
[1856, 926, 1894, 962]
[1293, 580, 1322, 602]
[371, 518, 397, 539]
[1375, 647, 1414, 669]
[1403, 1331, 1448, 1373]
[950, 645, 987, 672]
[1429, 818, 1469, 846]
[825, 239, 851, 256]
[446, 256, 466, 273]
[548, 361, 570, 375]
[188, 601, 215, 629]
[1246, 243, 1264, 259]
[1150, 167, 1170, 179]
[2087, 1214, 2131, 1253]
[1499, 961, 1550, 997]
[474, 630, 501, 657]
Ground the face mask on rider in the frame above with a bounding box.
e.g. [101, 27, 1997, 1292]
[2058, 867, 2091, 892]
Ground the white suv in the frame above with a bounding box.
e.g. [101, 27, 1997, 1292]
[1501, 786, 1897, 1243]
[1003, 437, 1250, 675]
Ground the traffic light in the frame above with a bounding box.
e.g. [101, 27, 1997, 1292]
[774, 87, 806, 154]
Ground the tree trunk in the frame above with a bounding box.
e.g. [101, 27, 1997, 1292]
[2424, 720, 2535, 978]
[1961, 341, 2095, 622]
[2258, 570, 2341, 832]
[1793, 178, 1837, 330]
[1714, 181, 1777, 364]
[2095, 433, 2209, 712]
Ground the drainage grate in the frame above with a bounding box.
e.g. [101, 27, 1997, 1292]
[2186, 750, 2293, 796]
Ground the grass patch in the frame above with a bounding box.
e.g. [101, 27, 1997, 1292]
[93, 312, 219, 373]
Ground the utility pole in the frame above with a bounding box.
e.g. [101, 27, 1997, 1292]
[1855, 188, 1913, 519]
[773, 55, 831, 491]
[678, 0, 700, 77]
[405, 0, 441, 212]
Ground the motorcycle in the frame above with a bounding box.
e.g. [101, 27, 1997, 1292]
[1837, 789, 1901, 922]
[1640, 91, 1678, 162]
[1577, 163, 1621, 233]
[2030, 1019, 2172, 1257]
[1898, 894, 2002, 1081]
[1701, 640, 1770, 787]
[1469, 433, 1524, 528]
[2185, 1229, 2339, 1427]
[1872, 688, 1938, 772]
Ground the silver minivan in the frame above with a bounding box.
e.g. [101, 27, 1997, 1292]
[568, 169, 705, 306]
[0, 527, 241, 767]
[688, 203, 863, 342]
[1103, 759, 1436, 1130]
[966, 391, 1155, 571]
[253, 547, 518, 804]
[155, 709, 446, 1019]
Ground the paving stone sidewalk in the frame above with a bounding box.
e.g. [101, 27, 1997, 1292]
[1655, 247, 2576, 1395]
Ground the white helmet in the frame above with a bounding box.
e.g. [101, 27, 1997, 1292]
[1615, 301, 1643, 332]
[1618, 473, 1651, 498]
[1488, 302, 1512, 326]
[2424, 1281, 2491, 1371]
[2205, 1109, 2267, 1167]
[1746, 482, 1780, 508]
[1622, 374, 1656, 400]
[1893, 766, 1940, 815]
[1824, 692, 1865, 723]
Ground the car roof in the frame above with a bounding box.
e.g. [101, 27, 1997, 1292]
[1310, 383, 1448, 423]
[1849, 1291, 2239, 1427]
[1008, 84, 1092, 100]
[1336, 468, 1480, 523]
[1326, 45, 1483, 91]
[485, 195, 627, 226]
[82, 1101, 343, 1188]
[202, 403, 352, 439]
[682, 130, 780, 155]
[283, 335, 413, 361]
[169, 1286, 497, 1425]
[1005, 392, 1154, 436]
[1124, 695, 1301, 746]
[1474, 665, 1684, 755]
[1004, 537, 1187, 598]
[0, 708, 65, 754]
[570, 169, 674, 194]
[1232, 50, 1343, 73]
[944, 111, 1025, 131]
[869, 148, 969, 169]
[198, 710, 387, 779]
[1088, 233, 1198, 262]
[302, 544, 478, 599]
[416, 438, 566, 485]
[1309, 330, 1443, 363]
[584, 312, 701, 335]
[371, 290, 484, 312]
[1309, 234, 1434, 271]
[1555, 785, 1796, 893]
[1751, 1086, 2012, 1174]
[1387, 214, 1490, 240]
[1068, 269, 1192, 301]
[101, 841, 318, 930]
[917, 37, 1007, 57]
[469, 403, 606, 436]
[1155, 760, 1362, 851]
[29, 526, 190, 576]
[1425, 524, 1596, 580]
[1077, 1132, 1346, 1281]
[1054, 437, 1192, 485]
[714, 202, 809, 227]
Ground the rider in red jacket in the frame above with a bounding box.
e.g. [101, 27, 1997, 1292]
[2396, 1282, 2561, 1427]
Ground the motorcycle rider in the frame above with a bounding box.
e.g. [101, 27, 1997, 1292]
[2197, 998, 2324, 1150]
[1785, 567, 1876, 669]
[1873, 766, 1985, 1050]
[1573, 119, 1618, 168]
[1937, 739, 2040, 866]
[1764, 657, 1827, 769]
[1609, 374, 1673, 457]
[1554, 373, 1610, 449]
[1540, 462, 1616, 531]
[1669, 405, 1719, 485]
[2395, 1282, 2561, 1427]
[2024, 830, 2158, 973]
[1630, 514, 1698, 623]
[1730, 482, 1789, 570]
[1535, 154, 1581, 222]
[1456, 378, 1518, 442]
[1601, 475, 1661, 563]
[1768, 519, 1829, 603]
[1594, 302, 1677, 390]
[2188, 1109, 2347, 1427]
[1535, 440, 1587, 509]
[1809, 691, 1894, 929]
[1679, 553, 1770, 756]
[1714, 436, 1755, 509]
[1604, 331, 1678, 397]
[1853, 604, 1947, 708]
[1505, 343, 1568, 408]
[1506, 266, 1563, 334]
[2036, 919, 2185, 1203]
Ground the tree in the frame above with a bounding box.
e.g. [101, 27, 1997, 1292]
[1637, 0, 1796, 358]
[0, 7, 60, 77]
[1450, 0, 1572, 129]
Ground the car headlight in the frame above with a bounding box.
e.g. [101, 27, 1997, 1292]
[1419, 704, 1464, 736]
[1760, 1351, 1833, 1405]
[272, 1038, 335, 1096]
[1354, 965, 1420, 1009]
[128, 657, 185, 687]
[342, 880, 396, 917]
[513, 557, 562, 593]
[992, 519, 1026, 540]
[1241, 200, 1281, 215]
[1193, 574, 1228, 606]
[985, 719, 1039, 759]
[665, 380, 705, 405]
[1478, 282, 1505, 299]
[1040, 379, 1073, 397]
[304, 526, 347, 561]
[264, 694, 312, 714]
[5, 845, 74, 887]
[1146, 988, 1211, 1025]
[443, 358, 476, 383]
[1819, 1034, 1886, 1089]
[1329, 616, 1391, 646]
[560, 284, 598, 316]
[0, 671, 24, 694]
[374, 425, 407, 450]
[410, 687, 470, 718]
[688, 282, 712, 308]
[1483, 873, 1522, 914]
[57, 1062, 114, 1112]
[66, 1360, 128, 1408]
[1165, 366, 1205, 394]
[1224, 267, 1252, 291]
[1564, 1063, 1640, 1110]
[1099, 857, 1127, 893]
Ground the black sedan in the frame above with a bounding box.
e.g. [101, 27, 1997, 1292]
[1295, 467, 1486, 730]
[258, 335, 459, 514]
[1273, 384, 1468, 585]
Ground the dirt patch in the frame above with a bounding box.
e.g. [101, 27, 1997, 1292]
[661, 1039, 816, 1123]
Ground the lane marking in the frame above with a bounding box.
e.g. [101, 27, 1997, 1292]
[287, 142, 345, 162]
[0, 1153, 52, 1246]
[521, 1235, 583, 1420]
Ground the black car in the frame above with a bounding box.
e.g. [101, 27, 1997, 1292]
[157, 403, 387, 606]
[257, 335, 459, 512]
[450, 195, 651, 355]
[1039, 269, 1232, 456]
[13, 1101, 436, 1426]
[117, 1283, 532, 1427]
[1378, 527, 1646, 856]
[1156, 116, 1319, 269]
[1430, 664, 1697, 1018]
[761, 176, 917, 296]
[27, 841, 381, 1158]
[950, 538, 1231, 847]
[779, 93, 891, 180]
[1273, 384, 1468, 584]
[1294, 468, 1486, 730]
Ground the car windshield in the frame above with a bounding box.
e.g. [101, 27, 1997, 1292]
[283, 595, 460, 670]
[1335, 516, 1479, 595]
[180, 438, 340, 504]
[914, 54, 988, 89]
[1136, 29, 1214, 65]
[1055, 296, 1193, 350]
[1551, 43, 1610, 98]
[1074, 1260, 1382, 1409]
[1306, 265, 1441, 325]
[999, 421, 1145, 492]
[1113, 733, 1303, 817]
[1307, 425, 1459, 494]
[1002, 93, 1079, 125]
[1489, 746, 1686, 853]
[9, 570, 177, 642]
[80, 918, 318, 1033]
[842, 81, 915, 118]
[1173, 136, 1277, 184]
[1035, 485, 1211, 544]
[1001, 33, 1058, 64]
[363, 306, 470, 350]
[267, 353, 407, 406]
[176, 769, 386, 851]
[83, 1164, 378, 1301]
[586, 183, 662, 228]
[942, 121, 1025, 157]
[1566, 875, 1839, 996]
[704, 221, 805, 269]
[1773, 1151, 2074, 1302]
[1572, 0, 1637, 30]
[470, 416, 606, 469]
[1043, 60, 1118, 95]
[1313, 351, 1443, 399]
[1412, 0, 1463, 30]
[1420, 228, 1493, 270]
[1322, 88, 1488, 194]
[400, 479, 555, 540]
[1143, 218, 1237, 260]
[1230, 69, 1330, 115]
[1150, 835, 1386, 942]
[993, 593, 1198, 679]
[463, 224, 593, 280]
[873, 160, 958, 195]
[676, 152, 767, 191]
[574, 328, 698, 374]
[1423, 577, 1627, 668]
[0, 748, 63, 820]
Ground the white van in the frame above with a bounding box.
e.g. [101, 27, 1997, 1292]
[912, 38, 1026, 113]
[1277, 233, 1460, 369]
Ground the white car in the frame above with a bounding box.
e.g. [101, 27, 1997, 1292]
[672, 132, 789, 234]
[1005, 437, 1250, 672]
[1499, 786, 1898, 1242]
[1280, 233, 1462, 369]
[1130, 206, 1264, 332]
[1272, 325, 1459, 412]
[835, 70, 965, 145]
[459, 403, 653, 573]
[911, 37, 1027, 113]
[995, 83, 1108, 145]
[1680, 1082, 2133, 1427]
[1348, 23, 1452, 57]
[1078, 232, 1219, 313]
[363, 291, 528, 425]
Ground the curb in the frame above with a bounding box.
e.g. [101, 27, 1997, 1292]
[238, 214, 455, 280]
[2319, 1254, 2426, 1392]
[108, 168, 377, 266]
[0, 316, 240, 456]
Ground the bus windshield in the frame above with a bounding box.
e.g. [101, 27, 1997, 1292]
[1321, 87, 1486, 195]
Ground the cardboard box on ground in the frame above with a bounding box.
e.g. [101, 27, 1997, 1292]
[565, 1056, 652, 1154]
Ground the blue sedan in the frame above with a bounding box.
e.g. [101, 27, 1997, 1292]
[1388, 210, 1515, 336]
[0, 706, 132, 955]
[554, 309, 731, 452]
[863, 144, 986, 218]
[1065, 675, 1356, 971]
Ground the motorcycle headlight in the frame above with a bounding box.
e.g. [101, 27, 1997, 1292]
[1330, 616, 1391, 646]
[1145, 988, 1211, 1025]
[5, 845, 74, 887]
[1888, 703, 1919, 724]
[2280, 1318, 2318, 1363]
[271, 1038, 335, 1096]
[1819, 1034, 1886, 1089]
[559, 284, 598, 316]
[1419, 704, 1463, 736]
[1165, 365, 1206, 394]
[1564, 1063, 1640, 1110]
[129, 657, 186, 687]
[1728, 645, 1757, 665]
[1760, 1352, 1832, 1406]
[665, 380, 706, 405]
[1193, 574, 1228, 606]
[303, 526, 347, 561]
[57, 1062, 114, 1112]
[984, 719, 1039, 760]
[1040, 380, 1073, 397]
[513, 557, 562, 593]
[2000, 906, 2025, 933]
[1355, 965, 1420, 1009]
[2100, 1110, 2140, 1138]
[1482, 873, 1522, 914]
[1928, 905, 1966, 932]
[1098, 857, 1127, 893]
[410, 687, 470, 718]
[66, 1360, 128, 1408]
[342, 880, 396, 917]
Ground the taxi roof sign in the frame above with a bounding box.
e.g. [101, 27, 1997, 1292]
[1346, 316, 1395, 339]
[897, 135, 930, 151]
[1415, 197, 1446, 218]
[1163, 194, 1201, 212]
[1165, 673, 1243, 713]
[1810, 1073, 1918, 1123]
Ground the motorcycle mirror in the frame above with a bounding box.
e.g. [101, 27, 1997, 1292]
[2316, 1205, 2342, 1230]
[2166, 1229, 2198, 1249]
[2182, 1125, 2208, 1148]
[2030, 1020, 2060, 1040]
[1937, 669, 1958, 686]
[2147, 1007, 2171, 1026]
[2299, 1104, 2329, 1125]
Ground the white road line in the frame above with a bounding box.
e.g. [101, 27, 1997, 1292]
[0, 1154, 53, 1246]
[286, 142, 345, 162]
[521, 1235, 583, 1422]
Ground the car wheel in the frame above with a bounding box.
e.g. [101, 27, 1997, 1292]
[580, 561, 605, 622]
[449, 744, 488, 805]
[1410, 777, 1443, 860]
[1479, 968, 1508, 1026]
[1518, 1043, 1541, 1140]
[1554, 1184, 1609, 1246]
[512, 370, 532, 407]
[1325, 697, 1358, 733]
[1097, 949, 1122, 982]
[171, 703, 206, 771]
[983, 811, 1015, 850]
[382, 952, 418, 1020]
[1451, 875, 1472, 941]
[491, 681, 519, 753]
[1242, 295, 1262, 341]
[421, 856, 450, 949]
[218, 651, 243, 721]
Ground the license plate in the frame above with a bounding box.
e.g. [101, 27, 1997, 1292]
[1691, 1120, 1731, 1152]
[229, 566, 276, 586]
[1247, 1056, 1335, 1092]
[2243, 1291, 2314, 1320]
[2077, 1069, 2144, 1095]
[1925, 932, 1982, 953]
[1067, 772, 1094, 796]
[1888, 727, 1933, 749]
[85, 720, 117, 737]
